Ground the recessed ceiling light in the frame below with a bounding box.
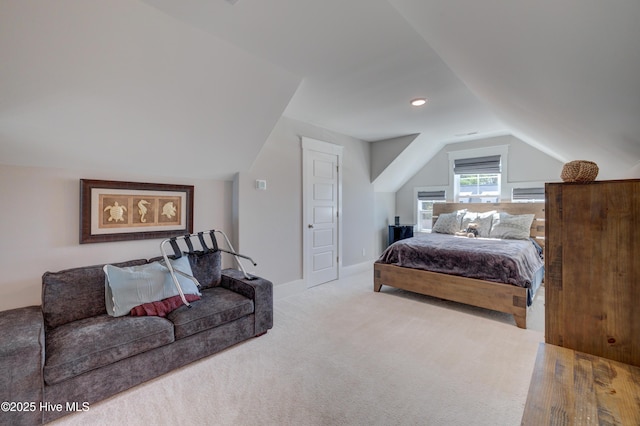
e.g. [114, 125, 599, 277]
[410, 98, 427, 107]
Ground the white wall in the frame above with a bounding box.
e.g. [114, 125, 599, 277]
[395, 135, 565, 223]
[0, 116, 378, 310]
[0, 164, 232, 311]
[0, 0, 300, 181]
[0, 131, 575, 311]
[235, 116, 377, 294]
[374, 192, 396, 255]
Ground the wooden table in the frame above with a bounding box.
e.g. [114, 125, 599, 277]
[522, 343, 640, 425]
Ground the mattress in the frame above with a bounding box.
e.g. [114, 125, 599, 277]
[376, 233, 544, 291]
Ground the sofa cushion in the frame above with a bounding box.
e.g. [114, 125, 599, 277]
[188, 251, 222, 288]
[104, 256, 201, 317]
[44, 314, 174, 385]
[151, 251, 222, 289]
[167, 287, 254, 340]
[42, 259, 148, 329]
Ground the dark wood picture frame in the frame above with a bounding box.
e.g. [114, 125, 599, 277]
[80, 179, 194, 244]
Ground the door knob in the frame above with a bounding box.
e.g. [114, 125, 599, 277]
[308, 224, 314, 228]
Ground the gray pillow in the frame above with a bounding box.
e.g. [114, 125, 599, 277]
[104, 256, 201, 317]
[490, 212, 535, 240]
[432, 210, 466, 234]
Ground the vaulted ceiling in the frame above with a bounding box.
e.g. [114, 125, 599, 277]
[1, 0, 639, 187]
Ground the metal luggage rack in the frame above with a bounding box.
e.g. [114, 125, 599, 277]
[159, 230, 257, 308]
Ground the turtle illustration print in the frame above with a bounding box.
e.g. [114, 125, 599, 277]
[104, 201, 127, 222]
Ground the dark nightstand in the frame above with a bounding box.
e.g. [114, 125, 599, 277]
[388, 225, 414, 246]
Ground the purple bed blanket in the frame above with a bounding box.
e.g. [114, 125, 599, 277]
[376, 233, 544, 288]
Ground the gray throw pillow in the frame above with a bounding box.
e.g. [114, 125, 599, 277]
[490, 212, 535, 240]
[432, 210, 466, 234]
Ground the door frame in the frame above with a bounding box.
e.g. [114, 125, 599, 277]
[301, 136, 343, 287]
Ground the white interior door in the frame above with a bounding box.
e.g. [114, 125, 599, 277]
[302, 138, 342, 288]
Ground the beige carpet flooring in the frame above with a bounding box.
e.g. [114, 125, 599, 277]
[52, 266, 545, 426]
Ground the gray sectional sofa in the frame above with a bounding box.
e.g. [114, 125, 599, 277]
[0, 250, 273, 425]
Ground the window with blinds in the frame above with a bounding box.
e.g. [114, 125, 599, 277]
[417, 190, 446, 231]
[454, 155, 502, 203]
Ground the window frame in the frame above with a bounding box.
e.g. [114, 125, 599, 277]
[448, 145, 509, 202]
[455, 172, 501, 204]
[414, 187, 446, 232]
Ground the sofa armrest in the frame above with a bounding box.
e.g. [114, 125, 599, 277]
[0, 306, 45, 426]
[220, 269, 273, 336]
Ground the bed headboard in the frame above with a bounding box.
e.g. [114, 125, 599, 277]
[432, 202, 545, 248]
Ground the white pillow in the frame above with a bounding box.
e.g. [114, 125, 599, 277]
[461, 211, 496, 238]
[104, 256, 200, 317]
[432, 210, 466, 234]
[490, 212, 535, 240]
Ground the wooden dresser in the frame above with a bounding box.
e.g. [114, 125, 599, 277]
[545, 179, 640, 367]
[523, 179, 640, 424]
[522, 343, 640, 425]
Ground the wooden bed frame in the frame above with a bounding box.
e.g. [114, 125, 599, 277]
[374, 202, 545, 328]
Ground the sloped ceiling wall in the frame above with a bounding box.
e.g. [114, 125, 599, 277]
[2, 0, 638, 186]
[389, 0, 640, 179]
[0, 0, 300, 180]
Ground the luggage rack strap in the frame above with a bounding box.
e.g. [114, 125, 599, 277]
[160, 230, 258, 308]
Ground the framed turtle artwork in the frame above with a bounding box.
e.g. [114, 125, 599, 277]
[80, 179, 194, 244]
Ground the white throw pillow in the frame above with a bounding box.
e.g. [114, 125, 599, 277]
[461, 211, 496, 238]
[104, 256, 200, 317]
